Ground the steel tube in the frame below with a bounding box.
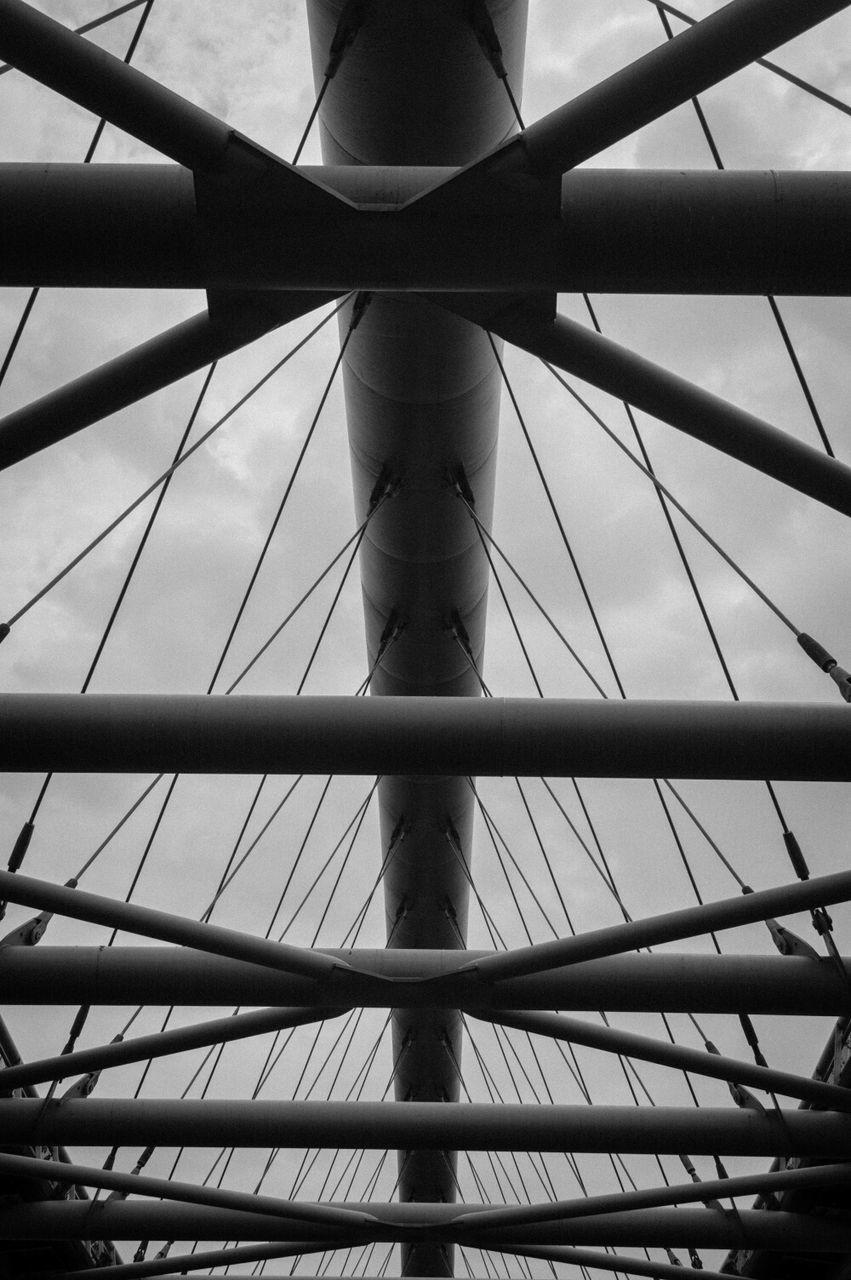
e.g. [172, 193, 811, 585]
[453, 1162, 851, 1231]
[2, 694, 850, 779]
[472, 1009, 851, 1111]
[490, 1246, 744, 1280]
[490, 310, 851, 520]
[0, 1005, 344, 1091]
[0, 869, 347, 982]
[4, 867, 848, 993]
[494, 0, 851, 174]
[3, 164, 849, 295]
[0, 0, 234, 170]
[459, 868, 851, 980]
[3, 948, 848, 1014]
[5, 1199, 851, 1248]
[3, 1098, 850, 1155]
[0, 287, 335, 470]
[53, 1243, 336, 1280]
[0, 1152, 375, 1231]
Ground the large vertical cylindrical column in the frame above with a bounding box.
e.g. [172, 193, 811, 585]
[305, 3, 528, 1271]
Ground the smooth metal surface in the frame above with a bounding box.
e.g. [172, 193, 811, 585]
[3, 1097, 850, 1155]
[0, 1152, 375, 1230]
[305, 5, 528, 1254]
[473, 1009, 851, 1110]
[3, 164, 849, 294]
[4, 865, 849, 988]
[3, 948, 848, 1013]
[455, 1162, 851, 1230]
[485, 308, 851, 519]
[0, 0, 234, 170]
[0, 287, 337, 470]
[459, 867, 851, 978]
[5, 1199, 851, 1248]
[0, 869, 346, 981]
[3, 694, 850, 778]
[0, 1005, 344, 1090]
[461, 0, 851, 176]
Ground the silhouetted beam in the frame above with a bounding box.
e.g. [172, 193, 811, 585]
[486, 1246, 764, 1280]
[487, 310, 851, 519]
[4, 164, 850, 294]
[3, 1098, 850, 1155]
[471, 1009, 851, 1111]
[5, 1199, 851, 1249]
[482, 0, 851, 175]
[0, 1006, 344, 1091]
[0, 1152, 375, 1231]
[0, 291, 335, 470]
[5, 866, 848, 987]
[153, 1267, 731, 1280]
[64, 1244, 337, 1280]
[454, 1162, 851, 1231]
[2, 695, 850, 779]
[151, 1270, 733, 1280]
[4, 948, 848, 1014]
[455, 867, 851, 979]
[0, 870, 345, 981]
[0, 0, 234, 170]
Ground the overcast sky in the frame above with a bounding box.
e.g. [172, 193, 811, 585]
[1, 2, 850, 1274]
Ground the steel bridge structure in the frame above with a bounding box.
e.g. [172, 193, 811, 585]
[0, 1, 850, 1279]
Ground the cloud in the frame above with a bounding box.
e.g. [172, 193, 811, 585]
[1, 2, 850, 1268]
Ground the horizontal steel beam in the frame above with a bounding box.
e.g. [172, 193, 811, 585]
[154, 1267, 732, 1280]
[3, 948, 848, 1013]
[0, 0, 346, 210]
[4, 866, 847, 992]
[2, 694, 850, 778]
[1, 164, 849, 293]
[484, 308, 851, 520]
[149, 1264, 731, 1280]
[472, 1010, 851, 1111]
[10, 1151, 849, 1238]
[5, 1198, 851, 1249]
[0, 291, 337, 471]
[3, 1098, 850, 1155]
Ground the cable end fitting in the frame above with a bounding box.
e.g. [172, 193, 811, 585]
[797, 631, 835, 671]
[797, 633, 851, 701]
[829, 664, 851, 703]
[782, 829, 810, 880]
[0, 622, 9, 645]
[8, 820, 35, 874]
[450, 464, 475, 506]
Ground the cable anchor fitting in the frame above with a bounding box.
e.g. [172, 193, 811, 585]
[450, 464, 475, 506]
[467, 0, 508, 79]
[324, 0, 367, 79]
[811, 905, 835, 937]
[797, 632, 851, 702]
[61, 1069, 101, 1101]
[765, 917, 820, 960]
[349, 290, 372, 331]
[0, 909, 52, 949]
[782, 829, 810, 880]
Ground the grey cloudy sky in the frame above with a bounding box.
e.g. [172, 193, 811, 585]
[1, 1, 850, 1273]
